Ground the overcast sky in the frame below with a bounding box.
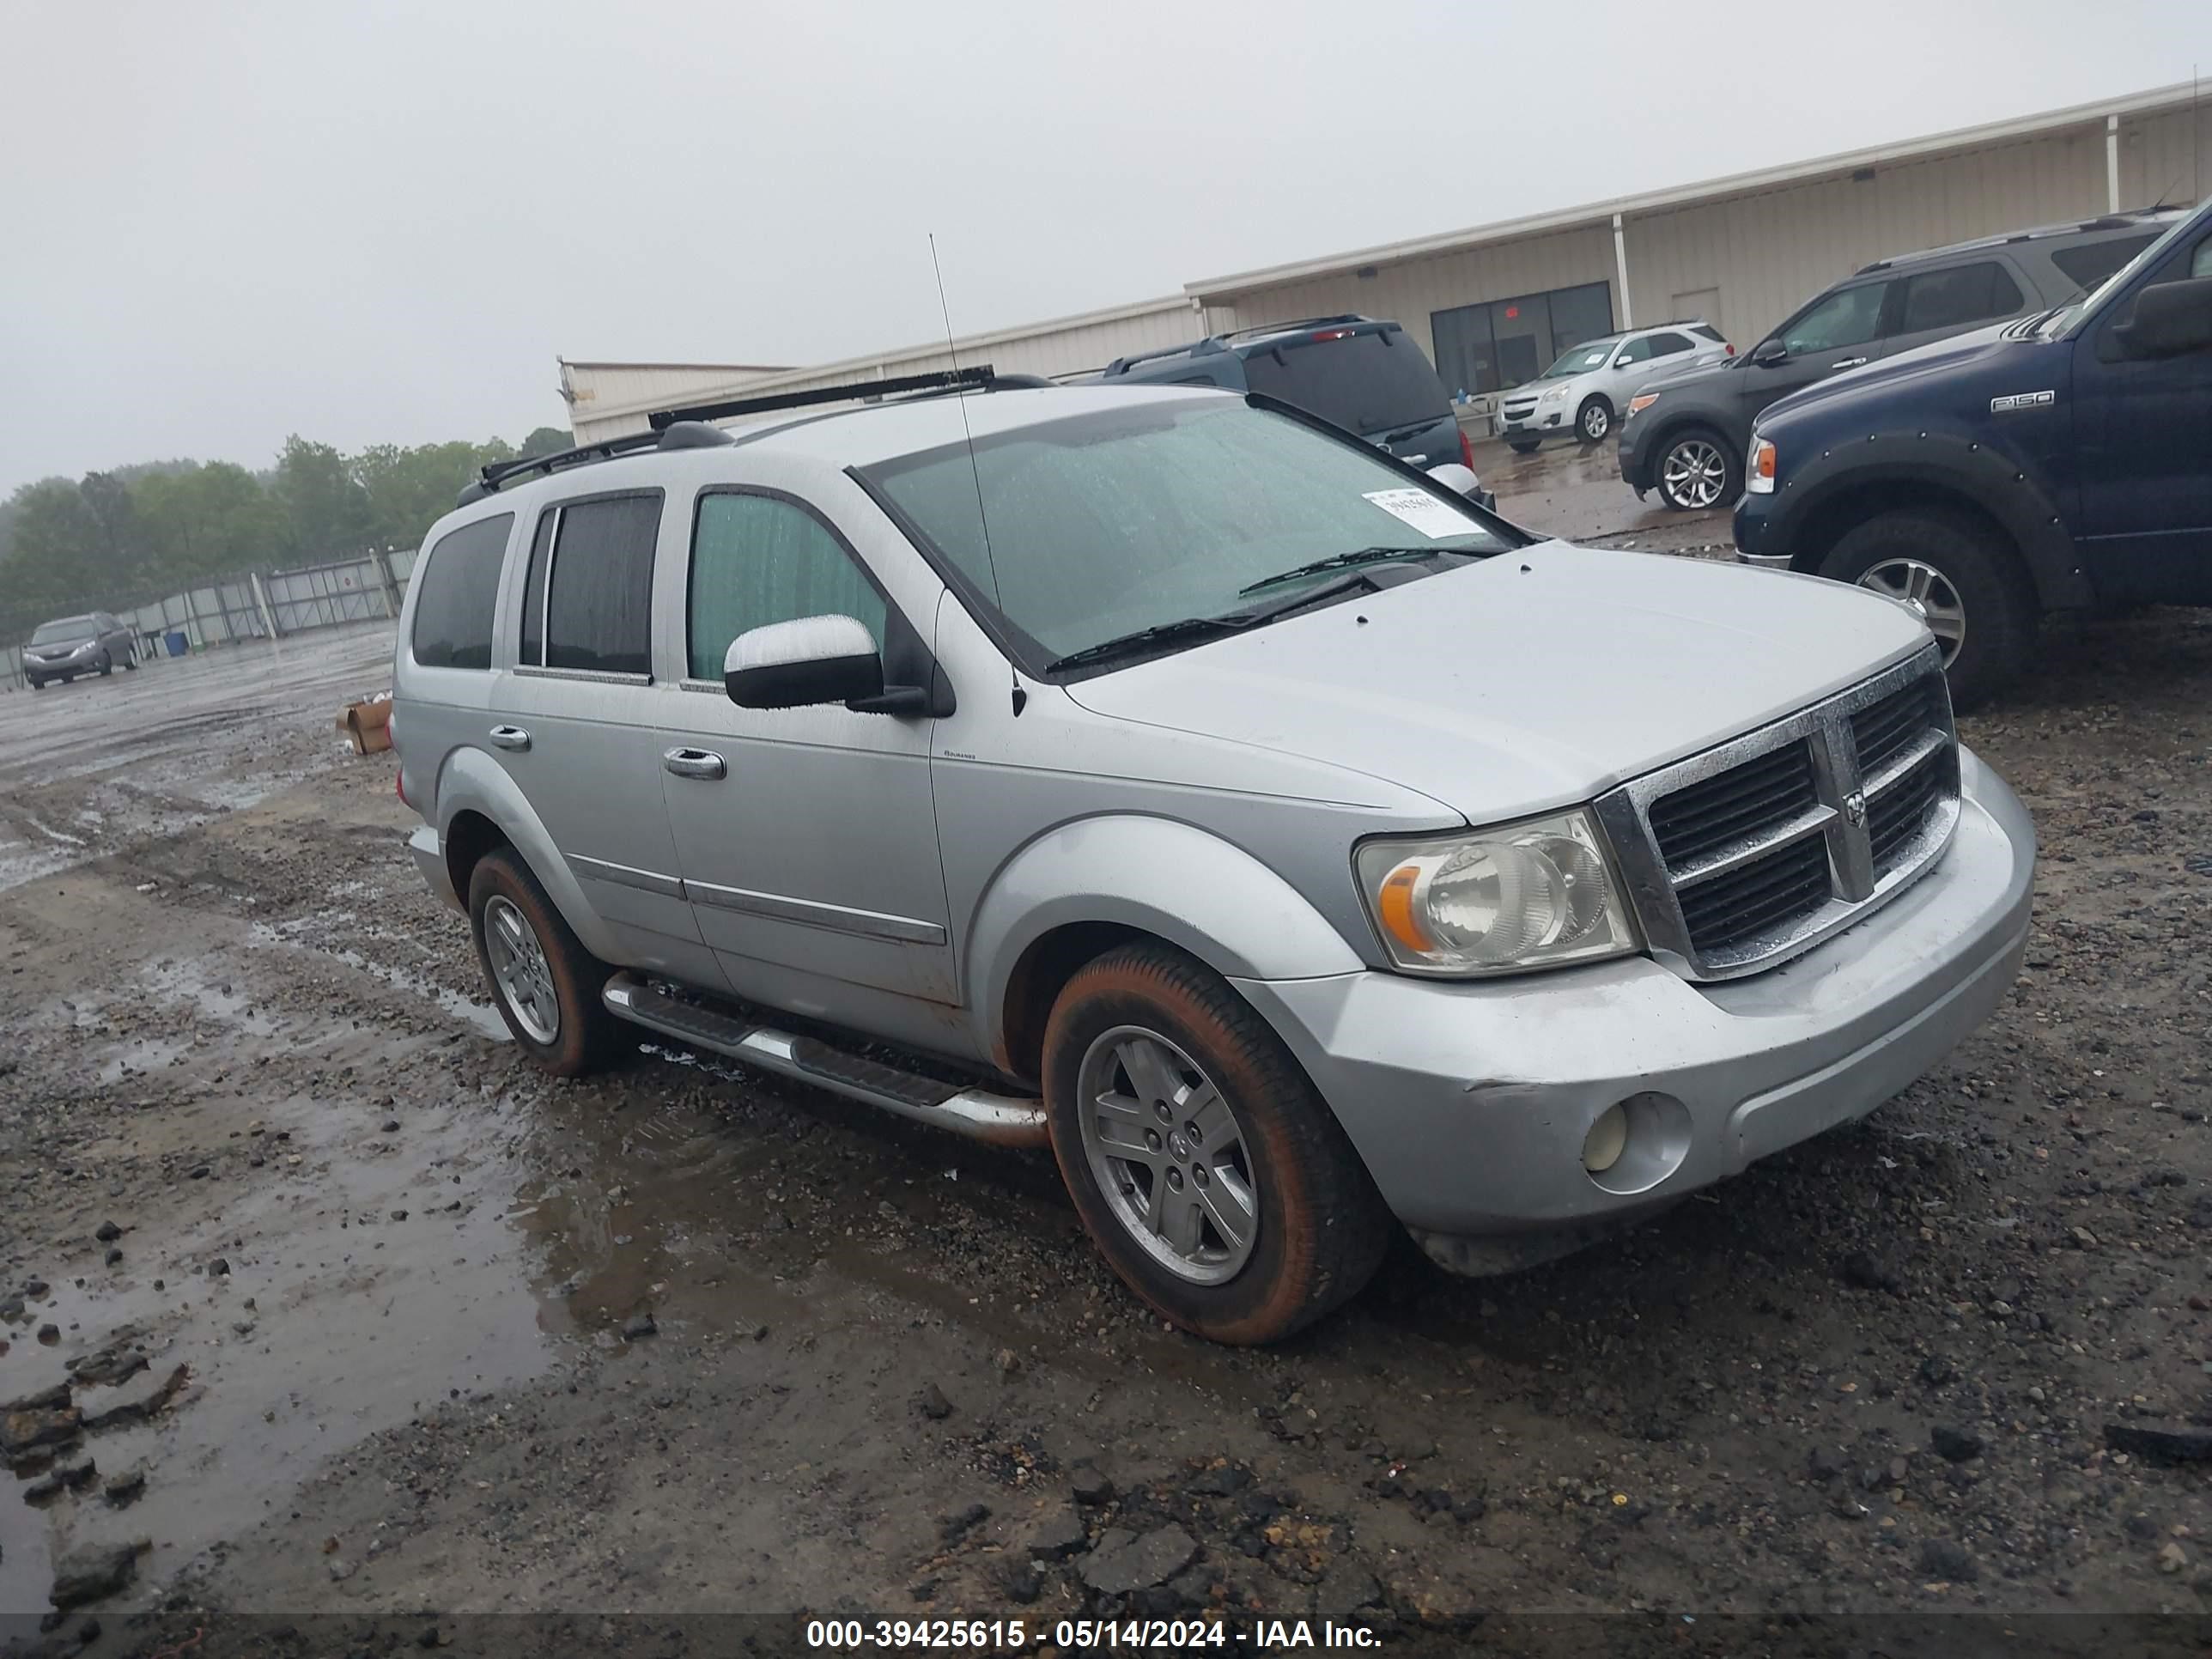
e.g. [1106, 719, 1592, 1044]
[4, 0, 2208, 494]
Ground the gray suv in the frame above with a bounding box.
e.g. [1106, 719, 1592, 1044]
[394, 372, 2033, 1343]
[23, 612, 137, 688]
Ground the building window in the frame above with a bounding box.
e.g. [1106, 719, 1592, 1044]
[1430, 281, 1614, 396]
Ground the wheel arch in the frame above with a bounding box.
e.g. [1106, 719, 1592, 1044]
[431, 745, 621, 961]
[1762, 441, 2091, 611]
[966, 816, 1367, 1083]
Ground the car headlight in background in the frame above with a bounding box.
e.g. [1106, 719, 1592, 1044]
[1540, 385, 1573, 403]
[1356, 810, 1639, 976]
[1626, 393, 1661, 418]
[1747, 436, 1777, 494]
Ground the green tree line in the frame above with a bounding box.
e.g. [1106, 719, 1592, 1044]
[0, 427, 573, 638]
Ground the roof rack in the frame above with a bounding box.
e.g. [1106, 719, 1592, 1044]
[1218, 313, 1370, 342]
[1102, 315, 1385, 377]
[649, 365, 1000, 430]
[457, 427, 727, 507]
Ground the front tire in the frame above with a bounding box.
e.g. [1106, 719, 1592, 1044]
[121, 650, 137, 672]
[1506, 438, 1540, 455]
[1042, 943, 1390, 1345]
[96, 653, 113, 678]
[467, 848, 623, 1076]
[1654, 427, 1741, 511]
[1576, 397, 1612, 443]
[1817, 508, 2035, 711]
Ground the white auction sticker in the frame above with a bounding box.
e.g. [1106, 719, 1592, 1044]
[1360, 488, 1474, 540]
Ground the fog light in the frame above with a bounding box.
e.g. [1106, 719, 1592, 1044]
[1582, 1103, 1628, 1173]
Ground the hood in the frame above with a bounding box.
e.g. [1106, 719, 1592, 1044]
[1758, 319, 2024, 428]
[1063, 542, 1929, 823]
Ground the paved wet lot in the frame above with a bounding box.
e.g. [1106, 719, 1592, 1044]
[3, 520, 2212, 1650]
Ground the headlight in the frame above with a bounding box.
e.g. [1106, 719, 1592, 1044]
[1626, 393, 1661, 418]
[1356, 809, 1638, 976]
[1540, 385, 1571, 403]
[1747, 436, 1777, 494]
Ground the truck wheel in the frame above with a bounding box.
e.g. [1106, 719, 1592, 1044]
[1042, 942, 1391, 1345]
[1818, 509, 2035, 712]
[1576, 398, 1612, 443]
[1654, 427, 1741, 511]
[1506, 438, 1540, 455]
[468, 848, 623, 1076]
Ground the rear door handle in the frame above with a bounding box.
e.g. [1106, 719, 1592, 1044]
[489, 725, 531, 752]
[663, 747, 726, 781]
[1829, 356, 1869, 370]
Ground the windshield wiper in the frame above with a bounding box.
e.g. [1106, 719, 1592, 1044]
[1238, 546, 1457, 596]
[1047, 615, 1254, 673]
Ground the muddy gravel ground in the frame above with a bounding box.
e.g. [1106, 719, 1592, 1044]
[3, 469, 2212, 1656]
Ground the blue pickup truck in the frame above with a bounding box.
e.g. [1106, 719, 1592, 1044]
[1733, 194, 2212, 708]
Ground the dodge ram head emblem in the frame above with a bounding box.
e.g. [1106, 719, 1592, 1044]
[1844, 791, 1869, 828]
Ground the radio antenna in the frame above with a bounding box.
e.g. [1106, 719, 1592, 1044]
[928, 234, 1024, 714]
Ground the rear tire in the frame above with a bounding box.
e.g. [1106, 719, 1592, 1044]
[1506, 438, 1540, 455]
[1653, 426, 1741, 512]
[122, 651, 137, 672]
[1576, 397, 1612, 443]
[96, 653, 113, 678]
[1817, 508, 2036, 711]
[467, 848, 623, 1076]
[1042, 942, 1391, 1345]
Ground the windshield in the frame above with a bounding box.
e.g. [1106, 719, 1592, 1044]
[863, 400, 1507, 668]
[30, 618, 97, 645]
[2045, 213, 2199, 340]
[1541, 339, 1620, 378]
[1237, 330, 1451, 435]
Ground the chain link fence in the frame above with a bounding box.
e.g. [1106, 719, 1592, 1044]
[3, 545, 417, 690]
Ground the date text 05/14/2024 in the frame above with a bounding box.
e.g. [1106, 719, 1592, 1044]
[804, 1617, 1383, 1650]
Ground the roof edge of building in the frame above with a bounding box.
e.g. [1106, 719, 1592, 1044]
[1183, 79, 2206, 300]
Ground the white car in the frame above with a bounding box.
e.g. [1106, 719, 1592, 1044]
[1498, 321, 1735, 449]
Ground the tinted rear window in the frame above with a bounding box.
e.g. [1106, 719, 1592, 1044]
[2050, 232, 2160, 293]
[542, 493, 660, 676]
[410, 514, 513, 669]
[1898, 261, 2026, 333]
[1240, 330, 1450, 435]
[1690, 325, 1726, 343]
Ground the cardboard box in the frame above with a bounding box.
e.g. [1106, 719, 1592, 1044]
[339, 694, 393, 756]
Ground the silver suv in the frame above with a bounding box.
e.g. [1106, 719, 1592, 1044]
[393, 372, 2033, 1344]
[1498, 321, 1734, 450]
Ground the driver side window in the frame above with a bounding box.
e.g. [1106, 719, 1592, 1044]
[1778, 283, 1890, 355]
[687, 493, 886, 681]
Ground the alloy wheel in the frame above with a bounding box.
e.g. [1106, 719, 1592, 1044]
[483, 894, 561, 1043]
[1858, 557, 1967, 665]
[1581, 404, 1609, 441]
[1661, 438, 1728, 509]
[1076, 1025, 1259, 1285]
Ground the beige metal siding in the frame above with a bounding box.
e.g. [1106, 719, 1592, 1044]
[1209, 227, 1617, 374]
[2123, 106, 2211, 209]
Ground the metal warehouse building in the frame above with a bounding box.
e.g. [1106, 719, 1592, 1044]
[564, 81, 2209, 442]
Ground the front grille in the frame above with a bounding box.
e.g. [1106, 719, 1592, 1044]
[1676, 836, 1833, 957]
[1503, 402, 1537, 420]
[1593, 649, 1960, 980]
[1650, 739, 1816, 872]
[1869, 749, 1944, 870]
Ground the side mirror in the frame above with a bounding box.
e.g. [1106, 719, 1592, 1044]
[1425, 462, 1496, 512]
[2116, 276, 2212, 357]
[725, 615, 884, 710]
[1749, 339, 1788, 367]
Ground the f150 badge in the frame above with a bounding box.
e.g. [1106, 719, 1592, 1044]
[1990, 389, 2056, 413]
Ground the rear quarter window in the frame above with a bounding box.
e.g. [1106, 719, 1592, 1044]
[2050, 233, 2160, 293]
[410, 514, 514, 670]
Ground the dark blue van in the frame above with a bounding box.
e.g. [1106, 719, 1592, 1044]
[1734, 196, 2212, 708]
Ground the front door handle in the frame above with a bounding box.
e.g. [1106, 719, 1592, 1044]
[663, 746, 726, 781]
[489, 725, 532, 752]
[1829, 356, 1869, 370]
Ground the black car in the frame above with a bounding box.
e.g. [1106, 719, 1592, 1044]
[1733, 196, 2212, 709]
[1619, 208, 2184, 512]
[1098, 315, 1477, 478]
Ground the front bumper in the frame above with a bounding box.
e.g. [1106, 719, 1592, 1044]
[409, 823, 460, 912]
[1233, 748, 2033, 1254]
[1497, 398, 1569, 438]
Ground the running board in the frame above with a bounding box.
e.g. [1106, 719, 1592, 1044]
[600, 974, 1048, 1148]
